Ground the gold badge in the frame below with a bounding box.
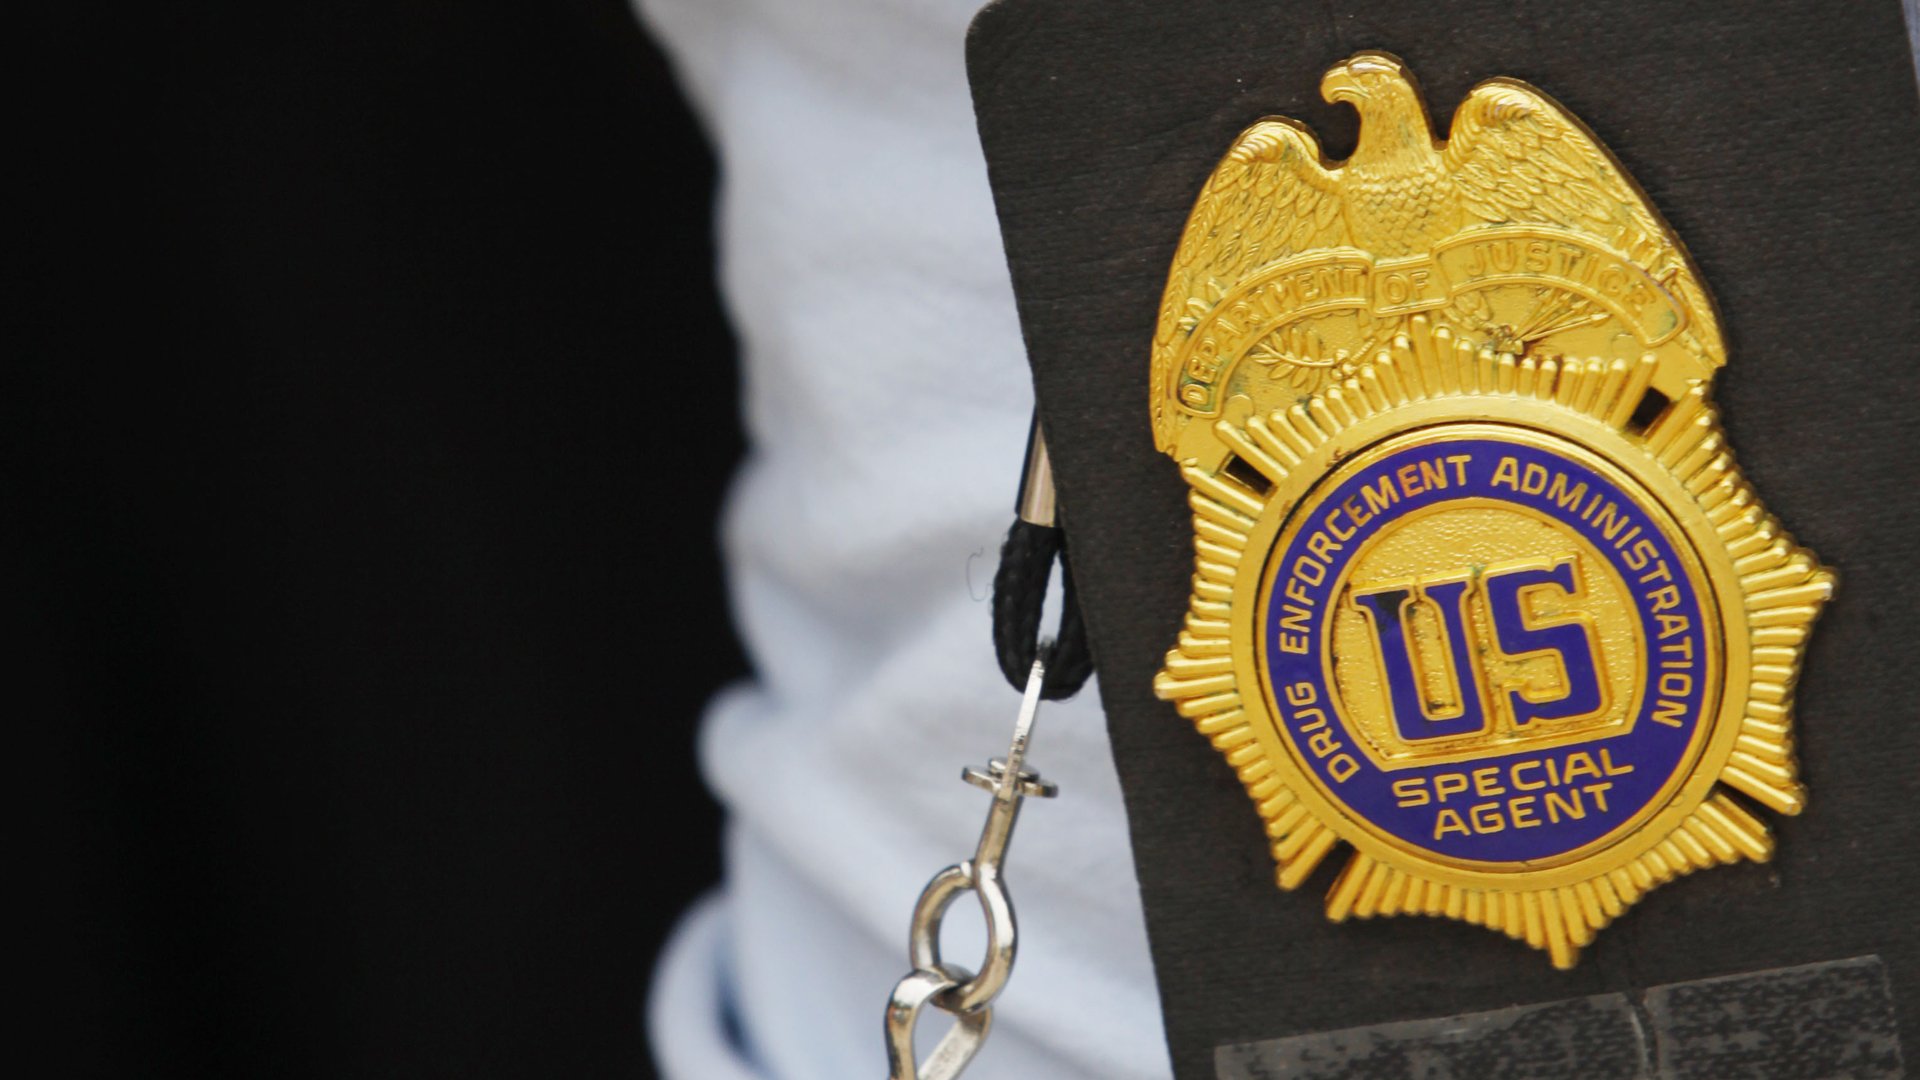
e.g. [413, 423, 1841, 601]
[1150, 52, 1832, 968]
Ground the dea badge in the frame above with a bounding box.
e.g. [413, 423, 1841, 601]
[1150, 52, 1832, 968]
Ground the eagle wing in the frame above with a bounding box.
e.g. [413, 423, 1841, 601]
[1152, 120, 1346, 452]
[1443, 79, 1722, 360]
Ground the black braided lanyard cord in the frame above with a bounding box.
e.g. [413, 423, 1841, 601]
[991, 517, 1093, 700]
[880, 422, 1089, 1079]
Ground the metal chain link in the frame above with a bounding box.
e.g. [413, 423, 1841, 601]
[883, 655, 1057, 1080]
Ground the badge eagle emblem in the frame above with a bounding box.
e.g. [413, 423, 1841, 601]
[1150, 52, 1832, 968]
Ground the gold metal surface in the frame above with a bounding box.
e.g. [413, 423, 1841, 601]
[1149, 53, 1831, 968]
[1017, 419, 1058, 528]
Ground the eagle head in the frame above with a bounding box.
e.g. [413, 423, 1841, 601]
[1319, 51, 1416, 111]
[1318, 51, 1438, 167]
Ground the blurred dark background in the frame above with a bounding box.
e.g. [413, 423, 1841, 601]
[15, 1, 741, 1075]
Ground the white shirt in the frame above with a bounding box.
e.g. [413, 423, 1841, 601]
[636, 0, 1171, 1076]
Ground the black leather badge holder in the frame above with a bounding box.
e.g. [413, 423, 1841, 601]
[965, 1, 1920, 1076]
